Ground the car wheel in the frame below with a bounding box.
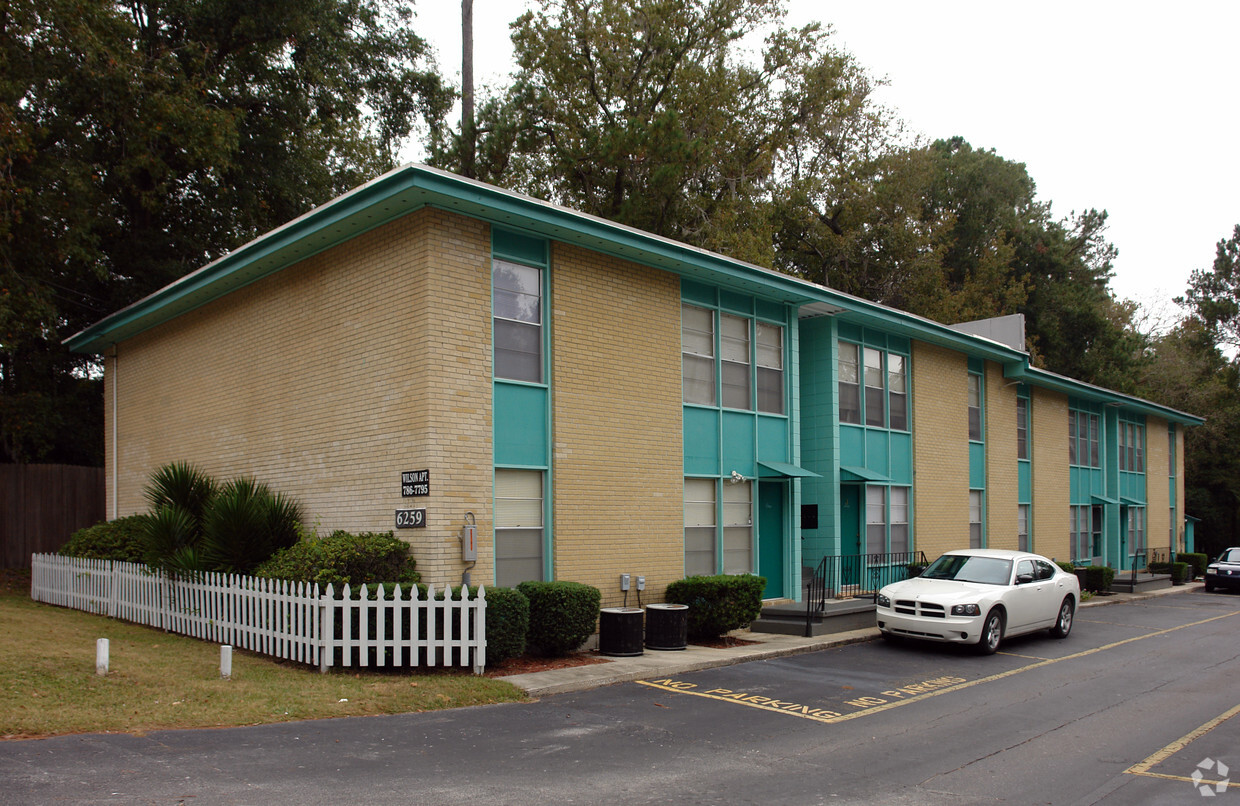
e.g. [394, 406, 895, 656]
[1049, 596, 1074, 639]
[976, 609, 1003, 655]
[1204, 583, 1215, 592]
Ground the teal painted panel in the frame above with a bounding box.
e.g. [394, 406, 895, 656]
[968, 356, 985, 374]
[683, 407, 720, 475]
[838, 321, 863, 343]
[1120, 471, 1146, 502]
[494, 383, 547, 466]
[681, 279, 716, 307]
[888, 335, 911, 354]
[969, 442, 986, 489]
[492, 228, 547, 267]
[756, 415, 788, 463]
[755, 298, 786, 324]
[840, 425, 865, 467]
[865, 430, 891, 479]
[719, 290, 754, 315]
[889, 432, 912, 484]
[1018, 461, 1031, 502]
[722, 411, 756, 476]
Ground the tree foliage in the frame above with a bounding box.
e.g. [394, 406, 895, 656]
[1180, 224, 1240, 353]
[0, 0, 452, 463]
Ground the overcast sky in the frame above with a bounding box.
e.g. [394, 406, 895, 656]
[409, 1, 1239, 325]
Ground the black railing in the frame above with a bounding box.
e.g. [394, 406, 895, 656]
[1130, 545, 1171, 586]
[804, 551, 928, 636]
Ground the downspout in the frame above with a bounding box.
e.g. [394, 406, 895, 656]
[109, 344, 118, 519]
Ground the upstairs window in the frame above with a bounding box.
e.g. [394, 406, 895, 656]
[1069, 410, 1101, 468]
[888, 355, 908, 430]
[967, 373, 983, 441]
[682, 305, 715, 405]
[493, 260, 543, 383]
[720, 314, 751, 410]
[1016, 397, 1029, 460]
[864, 348, 885, 427]
[839, 342, 861, 424]
[756, 322, 784, 414]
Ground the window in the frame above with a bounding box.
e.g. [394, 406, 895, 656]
[1135, 425, 1144, 471]
[838, 342, 861, 424]
[1016, 398, 1029, 460]
[1129, 507, 1145, 555]
[866, 486, 887, 554]
[682, 305, 715, 405]
[890, 487, 909, 554]
[720, 314, 751, 409]
[1070, 504, 1099, 564]
[756, 322, 784, 414]
[1169, 427, 1176, 475]
[493, 260, 543, 383]
[1069, 410, 1101, 468]
[969, 490, 984, 548]
[684, 478, 717, 576]
[967, 373, 982, 441]
[722, 480, 753, 574]
[494, 470, 544, 587]
[888, 355, 908, 431]
[864, 348, 885, 427]
[1018, 503, 1030, 552]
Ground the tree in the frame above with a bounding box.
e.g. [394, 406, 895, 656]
[429, 0, 889, 266]
[0, 0, 453, 463]
[1180, 224, 1240, 353]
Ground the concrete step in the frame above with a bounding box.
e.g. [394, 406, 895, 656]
[751, 598, 876, 636]
[1111, 573, 1173, 594]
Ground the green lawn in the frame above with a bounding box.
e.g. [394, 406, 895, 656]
[0, 576, 526, 739]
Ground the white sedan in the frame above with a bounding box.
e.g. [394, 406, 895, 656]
[875, 549, 1080, 654]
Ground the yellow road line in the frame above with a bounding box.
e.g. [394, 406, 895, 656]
[1124, 702, 1240, 788]
[637, 610, 1240, 726]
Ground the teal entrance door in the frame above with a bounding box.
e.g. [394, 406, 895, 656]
[758, 482, 784, 598]
[840, 485, 862, 584]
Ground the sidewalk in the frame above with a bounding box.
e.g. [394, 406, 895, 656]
[503, 582, 1204, 697]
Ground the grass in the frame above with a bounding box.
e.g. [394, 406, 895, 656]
[0, 574, 527, 739]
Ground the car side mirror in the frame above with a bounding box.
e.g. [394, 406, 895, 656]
[1016, 573, 1034, 584]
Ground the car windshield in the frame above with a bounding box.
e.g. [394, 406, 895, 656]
[1221, 549, 1240, 564]
[921, 555, 1013, 585]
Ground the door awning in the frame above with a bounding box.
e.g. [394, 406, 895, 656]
[756, 460, 821, 479]
[840, 465, 891, 483]
[1091, 493, 1120, 505]
[1119, 495, 1146, 507]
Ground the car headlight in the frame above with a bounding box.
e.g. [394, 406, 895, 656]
[1207, 565, 1219, 574]
[951, 604, 981, 616]
[876, 593, 891, 608]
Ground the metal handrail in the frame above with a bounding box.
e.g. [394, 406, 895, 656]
[804, 550, 928, 637]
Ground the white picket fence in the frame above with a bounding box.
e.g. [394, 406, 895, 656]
[29, 554, 487, 673]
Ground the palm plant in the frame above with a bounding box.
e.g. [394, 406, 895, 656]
[201, 477, 304, 574]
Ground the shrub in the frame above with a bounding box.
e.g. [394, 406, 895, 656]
[1074, 565, 1115, 593]
[201, 477, 303, 574]
[254, 529, 419, 588]
[516, 580, 601, 657]
[1179, 553, 1208, 580]
[1149, 561, 1190, 585]
[906, 563, 926, 577]
[1056, 561, 1076, 574]
[666, 574, 766, 640]
[481, 587, 530, 664]
[58, 515, 149, 562]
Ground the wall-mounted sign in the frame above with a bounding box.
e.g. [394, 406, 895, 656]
[401, 469, 430, 497]
[395, 508, 426, 529]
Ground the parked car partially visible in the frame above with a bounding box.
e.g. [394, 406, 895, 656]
[1204, 547, 1240, 592]
[876, 549, 1080, 655]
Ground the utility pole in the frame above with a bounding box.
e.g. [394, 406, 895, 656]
[461, 0, 476, 179]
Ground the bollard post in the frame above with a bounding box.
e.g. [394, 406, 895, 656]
[96, 638, 109, 676]
[220, 645, 232, 679]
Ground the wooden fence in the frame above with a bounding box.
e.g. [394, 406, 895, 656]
[29, 554, 487, 673]
[2, 464, 105, 569]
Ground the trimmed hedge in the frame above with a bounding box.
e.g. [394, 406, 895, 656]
[1149, 561, 1190, 585]
[58, 515, 149, 563]
[255, 530, 419, 588]
[516, 580, 601, 657]
[1179, 553, 1208, 580]
[480, 587, 530, 664]
[1056, 560, 1077, 574]
[1073, 565, 1115, 593]
[665, 574, 766, 640]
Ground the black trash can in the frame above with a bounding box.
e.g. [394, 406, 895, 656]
[599, 607, 644, 657]
[645, 603, 688, 651]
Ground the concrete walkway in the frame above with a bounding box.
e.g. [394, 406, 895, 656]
[503, 582, 1204, 697]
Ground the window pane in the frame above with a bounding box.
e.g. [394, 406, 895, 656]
[756, 323, 782, 369]
[1068, 412, 1077, 465]
[757, 366, 783, 414]
[866, 486, 886, 554]
[866, 386, 885, 427]
[890, 524, 909, 554]
[723, 527, 752, 574]
[969, 490, 983, 548]
[722, 359, 751, 409]
[681, 305, 714, 357]
[967, 374, 982, 441]
[864, 348, 884, 388]
[683, 354, 715, 405]
[685, 527, 716, 576]
[889, 393, 907, 431]
[495, 529, 543, 587]
[494, 319, 542, 382]
[1089, 415, 1099, 467]
[685, 478, 717, 575]
[720, 314, 750, 362]
[838, 342, 858, 384]
[887, 355, 906, 393]
[840, 383, 861, 424]
[1016, 398, 1028, 460]
[495, 469, 544, 587]
[493, 259, 541, 296]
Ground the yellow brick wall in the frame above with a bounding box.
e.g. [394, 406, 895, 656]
[549, 242, 684, 608]
[911, 342, 969, 559]
[1145, 417, 1171, 549]
[1029, 387, 1069, 560]
[106, 208, 496, 587]
[984, 362, 1018, 549]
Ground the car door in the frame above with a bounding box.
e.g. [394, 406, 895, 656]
[1033, 559, 1067, 624]
[1005, 558, 1044, 633]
